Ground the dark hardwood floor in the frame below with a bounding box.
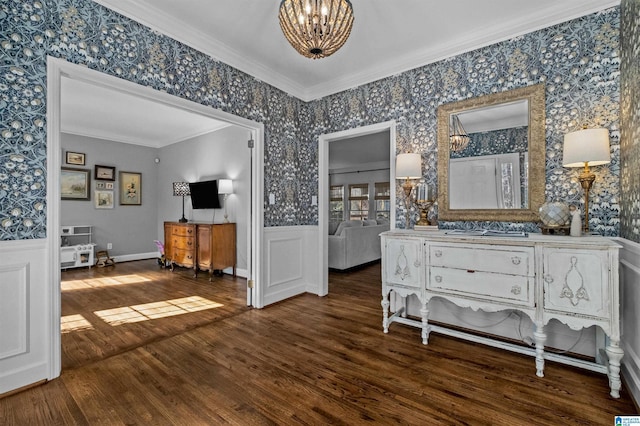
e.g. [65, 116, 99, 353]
[0, 259, 636, 424]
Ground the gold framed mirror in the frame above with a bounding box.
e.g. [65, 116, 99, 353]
[437, 84, 545, 222]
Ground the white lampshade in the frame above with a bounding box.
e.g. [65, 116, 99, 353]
[218, 179, 233, 195]
[396, 153, 422, 179]
[563, 128, 611, 168]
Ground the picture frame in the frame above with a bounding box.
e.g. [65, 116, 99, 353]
[66, 151, 85, 166]
[61, 167, 91, 200]
[96, 181, 105, 189]
[95, 165, 116, 181]
[105, 182, 114, 190]
[95, 190, 114, 209]
[119, 171, 141, 205]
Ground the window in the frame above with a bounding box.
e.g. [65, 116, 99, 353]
[329, 185, 344, 222]
[348, 184, 369, 220]
[375, 182, 391, 219]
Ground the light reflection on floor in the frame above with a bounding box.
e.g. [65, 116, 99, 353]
[61, 274, 152, 290]
[61, 314, 94, 333]
[94, 296, 224, 326]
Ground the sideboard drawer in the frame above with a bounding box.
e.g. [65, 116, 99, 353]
[430, 244, 534, 276]
[172, 249, 195, 267]
[172, 236, 195, 250]
[429, 267, 533, 306]
[172, 225, 195, 237]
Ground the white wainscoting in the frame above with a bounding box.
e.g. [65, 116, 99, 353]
[262, 226, 320, 307]
[618, 237, 640, 406]
[0, 239, 52, 395]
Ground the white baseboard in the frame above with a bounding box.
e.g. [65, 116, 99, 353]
[111, 252, 248, 279]
[111, 251, 158, 263]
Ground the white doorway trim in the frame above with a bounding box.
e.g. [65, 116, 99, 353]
[46, 56, 265, 379]
[317, 121, 397, 296]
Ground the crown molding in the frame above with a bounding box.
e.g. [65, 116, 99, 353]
[92, 0, 619, 103]
[92, 0, 306, 98]
[302, 0, 621, 100]
[61, 123, 231, 148]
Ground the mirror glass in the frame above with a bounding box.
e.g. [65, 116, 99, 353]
[437, 84, 545, 222]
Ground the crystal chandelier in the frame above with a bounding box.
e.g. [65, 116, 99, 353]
[450, 114, 470, 152]
[279, 0, 354, 59]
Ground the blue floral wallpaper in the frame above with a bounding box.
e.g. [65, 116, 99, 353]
[305, 7, 622, 235]
[0, 1, 629, 240]
[620, 0, 640, 243]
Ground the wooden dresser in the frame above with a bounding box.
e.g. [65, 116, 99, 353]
[164, 222, 236, 279]
[380, 229, 622, 398]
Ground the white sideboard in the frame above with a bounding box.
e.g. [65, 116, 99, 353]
[380, 229, 622, 398]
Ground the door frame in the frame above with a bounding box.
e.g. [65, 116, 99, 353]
[317, 121, 397, 295]
[46, 56, 265, 378]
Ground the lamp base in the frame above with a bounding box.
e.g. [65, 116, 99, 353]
[178, 217, 188, 223]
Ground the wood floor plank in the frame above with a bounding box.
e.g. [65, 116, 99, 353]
[0, 259, 636, 425]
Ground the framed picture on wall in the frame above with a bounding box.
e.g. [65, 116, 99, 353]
[66, 151, 85, 166]
[95, 165, 116, 181]
[95, 190, 114, 209]
[61, 167, 90, 200]
[119, 171, 141, 205]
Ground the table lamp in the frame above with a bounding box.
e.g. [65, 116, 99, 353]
[395, 153, 422, 229]
[562, 127, 610, 234]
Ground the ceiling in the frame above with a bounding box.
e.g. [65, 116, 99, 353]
[94, 0, 617, 101]
[67, 0, 617, 149]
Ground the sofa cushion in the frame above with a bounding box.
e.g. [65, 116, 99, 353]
[376, 218, 389, 225]
[334, 220, 363, 236]
[328, 221, 340, 235]
[362, 219, 378, 226]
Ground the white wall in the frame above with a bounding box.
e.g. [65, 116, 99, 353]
[61, 133, 159, 258]
[157, 125, 250, 273]
[619, 238, 640, 404]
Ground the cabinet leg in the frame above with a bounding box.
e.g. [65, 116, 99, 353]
[401, 296, 408, 318]
[534, 322, 546, 377]
[381, 291, 390, 333]
[606, 341, 624, 398]
[420, 301, 430, 345]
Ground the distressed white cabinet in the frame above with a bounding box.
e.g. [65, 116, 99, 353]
[380, 230, 622, 398]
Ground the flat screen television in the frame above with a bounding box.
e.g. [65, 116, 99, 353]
[189, 180, 221, 209]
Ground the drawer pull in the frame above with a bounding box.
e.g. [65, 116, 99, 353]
[187, 229, 193, 234]
[435, 275, 442, 283]
[511, 285, 521, 295]
[434, 250, 442, 257]
[187, 241, 193, 246]
[511, 256, 521, 265]
[466, 270, 475, 273]
[544, 274, 554, 284]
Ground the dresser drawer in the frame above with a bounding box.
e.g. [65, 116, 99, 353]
[172, 236, 195, 250]
[430, 244, 533, 276]
[429, 267, 533, 306]
[172, 249, 195, 267]
[172, 225, 195, 237]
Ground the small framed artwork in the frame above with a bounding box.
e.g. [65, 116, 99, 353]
[61, 167, 91, 200]
[96, 181, 105, 189]
[95, 190, 114, 209]
[95, 165, 116, 181]
[119, 171, 141, 205]
[105, 182, 114, 190]
[66, 151, 85, 166]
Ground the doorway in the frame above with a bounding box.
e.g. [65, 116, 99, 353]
[47, 57, 265, 377]
[317, 121, 396, 295]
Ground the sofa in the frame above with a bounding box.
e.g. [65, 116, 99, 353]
[328, 219, 390, 270]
